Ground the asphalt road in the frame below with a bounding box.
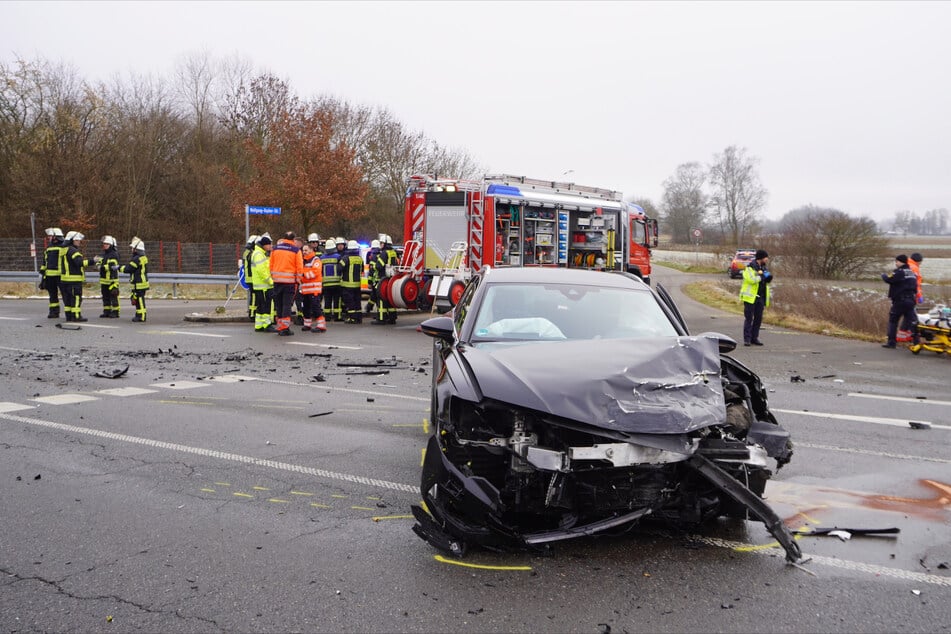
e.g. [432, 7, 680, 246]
[1, 267, 949, 633]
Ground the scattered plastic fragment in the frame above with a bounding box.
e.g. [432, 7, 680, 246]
[828, 530, 851, 541]
[790, 375, 805, 383]
[909, 421, 931, 430]
[93, 365, 129, 379]
[308, 411, 333, 418]
[912, 589, 921, 596]
[795, 526, 899, 537]
[55, 323, 81, 330]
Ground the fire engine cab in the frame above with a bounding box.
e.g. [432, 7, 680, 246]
[379, 173, 659, 313]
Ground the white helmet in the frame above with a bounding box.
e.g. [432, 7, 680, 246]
[336, 237, 347, 246]
[382, 234, 392, 245]
[371, 239, 381, 249]
[324, 238, 336, 250]
[247, 234, 260, 245]
[257, 232, 272, 245]
[130, 236, 145, 252]
[102, 235, 117, 247]
[346, 239, 359, 250]
[307, 233, 320, 242]
[65, 231, 85, 242]
[45, 227, 63, 238]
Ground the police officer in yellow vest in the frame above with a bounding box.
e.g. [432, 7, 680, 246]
[739, 249, 772, 346]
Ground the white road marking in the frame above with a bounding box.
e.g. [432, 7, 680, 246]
[149, 381, 208, 390]
[849, 392, 951, 407]
[78, 323, 121, 329]
[206, 375, 258, 383]
[796, 442, 951, 464]
[96, 387, 158, 397]
[146, 330, 230, 338]
[0, 402, 34, 413]
[287, 341, 362, 350]
[0, 411, 417, 493]
[774, 408, 951, 431]
[30, 394, 99, 405]
[2, 409, 948, 586]
[0, 316, 28, 321]
[253, 376, 428, 402]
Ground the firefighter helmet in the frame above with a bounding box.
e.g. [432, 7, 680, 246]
[257, 233, 272, 246]
[307, 233, 320, 242]
[382, 234, 392, 245]
[346, 239, 358, 250]
[65, 231, 85, 242]
[336, 237, 346, 246]
[45, 227, 64, 238]
[371, 239, 381, 249]
[324, 238, 336, 250]
[102, 235, 117, 247]
[130, 237, 145, 252]
[247, 234, 260, 245]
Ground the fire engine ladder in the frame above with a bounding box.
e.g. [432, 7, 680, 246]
[430, 241, 469, 312]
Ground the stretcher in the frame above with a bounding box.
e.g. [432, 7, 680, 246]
[909, 305, 951, 355]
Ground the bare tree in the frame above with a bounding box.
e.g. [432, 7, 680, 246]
[660, 162, 707, 244]
[778, 205, 889, 279]
[707, 146, 767, 246]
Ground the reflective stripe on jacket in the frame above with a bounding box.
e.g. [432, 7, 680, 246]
[250, 245, 273, 289]
[61, 246, 89, 283]
[340, 253, 364, 289]
[739, 262, 770, 306]
[321, 253, 341, 285]
[269, 239, 303, 285]
[300, 255, 323, 295]
[120, 254, 150, 290]
[41, 242, 66, 277]
[99, 247, 120, 283]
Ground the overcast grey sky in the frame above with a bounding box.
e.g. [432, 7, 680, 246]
[3, 0, 949, 221]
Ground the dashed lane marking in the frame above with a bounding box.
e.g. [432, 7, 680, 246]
[145, 330, 230, 338]
[149, 381, 208, 390]
[849, 392, 951, 407]
[96, 387, 158, 397]
[774, 408, 951, 431]
[207, 375, 257, 383]
[0, 411, 418, 493]
[75, 323, 120, 329]
[0, 402, 34, 413]
[252, 376, 428, 403]
[31, 394, 98, 405]
[797, 441, 951, 464]
[0, 316, 28, 320]
[287, 341, 362, 350]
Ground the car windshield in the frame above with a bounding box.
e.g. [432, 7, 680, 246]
[470, 282, 679, 342]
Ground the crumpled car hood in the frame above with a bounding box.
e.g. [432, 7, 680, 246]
[463, 336, 726, 434]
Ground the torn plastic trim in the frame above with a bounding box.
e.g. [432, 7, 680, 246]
[523, 508, 653, 545]
[687, 454, 802, 562]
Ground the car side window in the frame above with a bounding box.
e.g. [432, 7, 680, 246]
[453, 276, 479, 333]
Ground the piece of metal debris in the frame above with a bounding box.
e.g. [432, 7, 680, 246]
[790, 375, 805, 383]
[55, 323, 81, 330]
[909, 421, 931, 430]
[308, 411, 333, 418]
[93, 365, 129, 379]
[310, 374, 326, 382]
[795, 526, 899, 537]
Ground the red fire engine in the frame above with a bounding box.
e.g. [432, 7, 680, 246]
[378, 174, 659, 313]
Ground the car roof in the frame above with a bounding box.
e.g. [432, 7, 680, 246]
[480, 266, 647, 290]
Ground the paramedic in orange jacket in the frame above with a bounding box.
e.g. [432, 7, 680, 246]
[299, 243, 327, 332]
[269, 231, 304, 336]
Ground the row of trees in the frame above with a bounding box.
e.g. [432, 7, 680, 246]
[884, 208, 950, 236]
[0, 54, 482, 243]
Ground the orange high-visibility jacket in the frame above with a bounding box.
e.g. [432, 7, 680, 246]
[300, 254, 323, 295]
[270, 239, 303, 285]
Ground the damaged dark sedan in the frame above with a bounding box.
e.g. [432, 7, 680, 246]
[411, 267, 802, 562]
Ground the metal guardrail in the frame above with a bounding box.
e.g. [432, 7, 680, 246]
[0, 271, 239, 298]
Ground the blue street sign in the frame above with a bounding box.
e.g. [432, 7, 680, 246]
[247, 205, 281, 215]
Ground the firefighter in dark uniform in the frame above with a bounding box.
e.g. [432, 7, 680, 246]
[371, 234, 400, 324]
[364, 238, 382, 315]
[60, 231, 90, 322]
[120, 237, 150, 322]
[39, 227, 66, 318]
[341, 239, 364, 324]
[95, 235, 121, 318]
[321, 238, 343, 322]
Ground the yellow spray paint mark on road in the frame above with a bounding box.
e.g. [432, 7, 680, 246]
[310, 503, 331, 509]
[434, 555, 532, 571]
[233, 492, 254, 499]
[732, 529, 805, 553]
[423, 418, 429, 435]
[214, 482, 230, 487]
[372, 515, 413, 522]
[420, 500, 430, 515]
[351, 505, 376, 511]
[252, 486, 270, 491]
[366, 496, 381, 501]
[200, 488, 215, 493]
[290, 490, 314, 496]
[420, 447, 426, 466]
[268, 498, 290, 504]
[331, 494, 348, 499]
[796, 512, 823, 525]
[392, 423, 425, 428]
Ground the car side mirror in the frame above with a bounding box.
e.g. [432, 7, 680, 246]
[698, 331, 737, 354]
[420, 316, 455, 341]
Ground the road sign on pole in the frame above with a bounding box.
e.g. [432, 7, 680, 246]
[245, 205, 282, 242]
